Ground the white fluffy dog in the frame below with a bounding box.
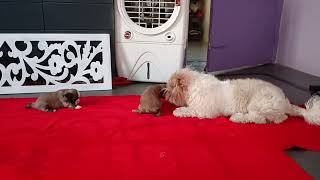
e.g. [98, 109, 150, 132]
[164, 68, 320, 125]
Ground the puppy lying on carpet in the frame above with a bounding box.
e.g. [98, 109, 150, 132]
[164, 68, 320, 125]
[26, 89, 81, 112]
[132, 84, 166, 117]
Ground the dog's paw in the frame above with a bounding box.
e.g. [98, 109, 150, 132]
[173, 108, 184, 117]
[267, 114, 288, 124]
[75, 105, 82, 110]
[173, 111, 182, 117]
[173, 107, 190, 117]
[230, 113, 267, 124]
[230, 113, 245, 123]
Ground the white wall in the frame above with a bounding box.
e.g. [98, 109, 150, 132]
[277, 0, 320, 77]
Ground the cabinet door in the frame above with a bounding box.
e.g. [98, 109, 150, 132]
[0, 2, 44, 32]
[207, 0, 284, 72]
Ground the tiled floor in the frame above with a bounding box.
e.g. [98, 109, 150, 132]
[186, 41, 208, 61]
[215, 64, 315, 105]
[186, 41, 208, 71]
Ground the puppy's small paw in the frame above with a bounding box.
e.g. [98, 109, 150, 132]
[154, 111, 161, 117]
[46, 108, 56, 112]
[132, 109, 140, 113]
[75, 105, 82, 110]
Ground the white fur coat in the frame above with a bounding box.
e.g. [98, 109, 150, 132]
[165, 69, 320, 125]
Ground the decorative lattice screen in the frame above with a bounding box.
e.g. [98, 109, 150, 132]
[0, 34, 112, 94]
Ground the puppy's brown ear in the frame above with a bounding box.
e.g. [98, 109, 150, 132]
[160, 88, 166, 98]
[63, 92, 74, 100]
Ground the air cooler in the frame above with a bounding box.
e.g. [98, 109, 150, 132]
[115, 0, 189, 82]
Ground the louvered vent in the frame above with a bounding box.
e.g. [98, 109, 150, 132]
[124, 0, 176, 28]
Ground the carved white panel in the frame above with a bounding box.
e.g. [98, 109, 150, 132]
[0, 34, 112, 94]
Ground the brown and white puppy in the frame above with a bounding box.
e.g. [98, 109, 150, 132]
[132, 84, 166, 117]
[26, 89, 81, 112]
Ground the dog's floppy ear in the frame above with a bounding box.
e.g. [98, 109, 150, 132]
[174, 75, 187, 89]
[63, 91, 74, 100]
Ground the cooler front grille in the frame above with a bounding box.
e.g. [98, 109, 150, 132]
[124, 0, 176, 28]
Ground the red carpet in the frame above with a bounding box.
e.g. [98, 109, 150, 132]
[0, 96, 320, 180]
[112, 77, 132, 86]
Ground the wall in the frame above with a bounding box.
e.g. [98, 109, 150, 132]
[277, 0, 320, 77]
